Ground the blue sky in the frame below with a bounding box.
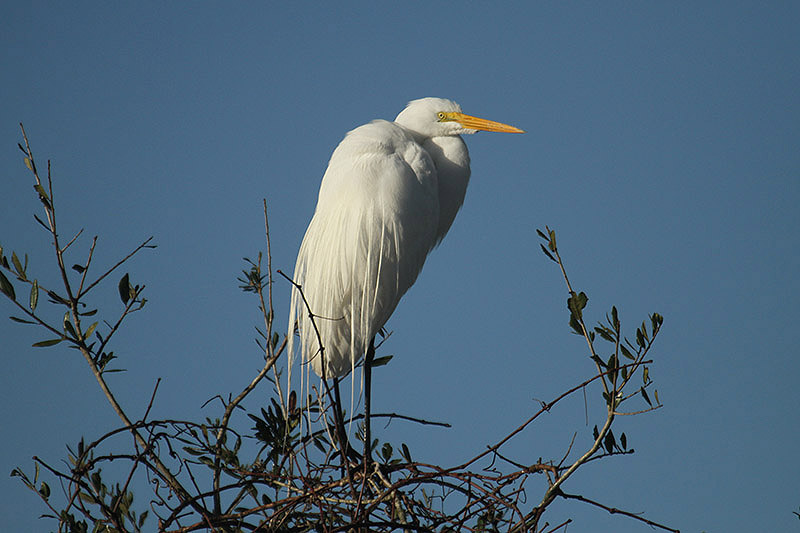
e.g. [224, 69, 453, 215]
[1, 2, 798, 531]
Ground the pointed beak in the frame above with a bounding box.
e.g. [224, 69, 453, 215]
[446, 112, 525, 133]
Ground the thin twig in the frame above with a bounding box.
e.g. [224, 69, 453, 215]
[559, 490, 680, 532]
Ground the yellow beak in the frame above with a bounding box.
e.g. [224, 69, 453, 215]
[445, 111, 525, 133]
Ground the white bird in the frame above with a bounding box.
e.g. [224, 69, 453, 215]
[288, 97, 523, 383]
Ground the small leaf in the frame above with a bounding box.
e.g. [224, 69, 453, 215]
[654, 389, 660, 405]
[10, 316, 35, 324]
[640, 387, 652, 406]
[0, 270, 16, 300]
[183, 446, 207, 457]
[46, 290, 68, 305]
[118, 273, 130, 304]
[39, 482, 50, 499]
[33, 185, 51, 209]
[71, 264, 86, 273]
[604, 430, 616, 453]
[620, 344, 635, 360]
[24, 157, 33, 171]
[567, 291, 588, 315]
[569, 314, 583, 335]
[63, 312, 77, 338]
[33, 214, 49, 230]
[636, 328, 646, 348]
[643, 366, 650, 384]
[84, 322, 98, 340]
[30, 280, 38, 311]
[11, 252, 24, 278]
[594, 326, 614, 342]
[548, 228, 557, 252]
[370, 355, 393, 368]
[401, 443, 412, 462]
[33, 338, 63, 348]
[312, 436, 327, 453]
[651, 313, 663, 335]
[381, 442, 393, 461]
[539, 243, 557, 262]
[620, 432, 627, 450]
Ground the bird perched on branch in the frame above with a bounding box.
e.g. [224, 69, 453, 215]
[288, 97, 523, 382]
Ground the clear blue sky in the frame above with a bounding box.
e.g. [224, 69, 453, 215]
[1, 2, 798, 531]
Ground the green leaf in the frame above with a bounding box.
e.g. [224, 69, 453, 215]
[183, 446, 207, 457]
[118, 273, 130, 304]
[33, 185, 51, 209]
[24, 156, 33, 171]
[84, 322, 98, 340]
[0, 270, 16, 300]
[539, 243, 557, 262]
[604, 430, 616, 453]
[594, 326, 614, 342]
[38, 482, 50, 499]
[46, 290, 68, 306]
[636, 327, 646, 348]
[620, 344, 635, 360]
[640, 386, 652, 406]
[651, 313, 663, 335]
[63, 312, 77, 338]
[567, 292, 589, 332]
[548, 228, 557, 252]
[381, 442, 393, 461]
[78, 491, 97, 504]
[33, 214, 49, 230]
[370, 355, 393, 368]
[569, 314, 583, 335]
[620, 432, 627, 450]
[11, 252, 24, 278]
[32, 338, 63, 348]
[10, 316, 35, 324]
[71, 264, 86, 273]
[654, 389, 660, 404]
[401, 443, 412, 462]
[30, 279, 38, 311]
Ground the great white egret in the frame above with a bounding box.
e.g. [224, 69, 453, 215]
[288, 97, 523, 385]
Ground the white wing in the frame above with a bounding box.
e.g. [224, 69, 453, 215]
[289, 120, 440, 379]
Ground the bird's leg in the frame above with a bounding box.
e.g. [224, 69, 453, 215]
[332, 378, 352, 458]
[363, 336, 376, 463]
[331, 377, 359, 497]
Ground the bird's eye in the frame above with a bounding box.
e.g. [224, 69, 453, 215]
[437, 112, 446, 121]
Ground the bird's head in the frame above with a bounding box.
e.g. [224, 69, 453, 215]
[395, 97, 524, 139]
